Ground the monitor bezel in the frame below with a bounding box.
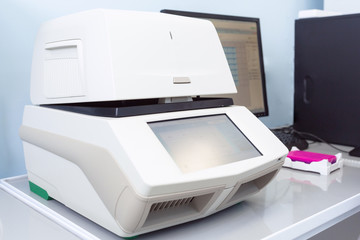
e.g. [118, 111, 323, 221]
[161, 9, 269, 118]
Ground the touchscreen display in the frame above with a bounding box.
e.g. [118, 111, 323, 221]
[148, 114, 261, 173]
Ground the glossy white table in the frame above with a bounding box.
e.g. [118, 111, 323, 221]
[0, 186, 80, 240]
[1, 143, 360, 240]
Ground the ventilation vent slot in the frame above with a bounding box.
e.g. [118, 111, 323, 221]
[150, 197, 195, 213]
[142, 192, 214, 229]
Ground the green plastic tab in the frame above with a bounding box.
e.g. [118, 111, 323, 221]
[29, 181, 53, 200]
[123, 236, 138, 239]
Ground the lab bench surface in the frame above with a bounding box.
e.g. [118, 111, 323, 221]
[0, 142, 360, 240]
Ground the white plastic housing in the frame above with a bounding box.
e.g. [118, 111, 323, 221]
[20, 105, 288, 237]
[30, 9, 236, 105]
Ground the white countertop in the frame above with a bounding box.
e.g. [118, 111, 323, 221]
[1, 142, 360, 240]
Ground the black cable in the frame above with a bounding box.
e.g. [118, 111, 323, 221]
[292, 128, 351, 154]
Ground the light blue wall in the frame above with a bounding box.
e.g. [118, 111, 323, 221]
[0, 0, 323, 178]
[325, 0, 360, 13]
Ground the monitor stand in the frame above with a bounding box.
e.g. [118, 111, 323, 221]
[349, 146, 360, 157]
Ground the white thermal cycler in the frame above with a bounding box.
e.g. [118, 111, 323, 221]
[20, 9, 288, 238]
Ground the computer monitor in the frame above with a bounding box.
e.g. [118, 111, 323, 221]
[161, 9, 269, 117]
[294, 14, 360, 157]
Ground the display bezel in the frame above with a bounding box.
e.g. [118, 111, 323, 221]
[148, 114, 262, 173]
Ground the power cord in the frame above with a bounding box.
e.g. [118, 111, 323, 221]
[291, 128, 351, 154]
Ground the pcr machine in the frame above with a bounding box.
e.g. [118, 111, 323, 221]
[19, 9, 288, 237]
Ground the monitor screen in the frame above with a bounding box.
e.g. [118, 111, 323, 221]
[148, 114, 262, 173]
[161, 10, 269, 117]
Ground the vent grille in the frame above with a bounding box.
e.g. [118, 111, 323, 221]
[142, 192, 215, 229]
[150, 197, 195, 212]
